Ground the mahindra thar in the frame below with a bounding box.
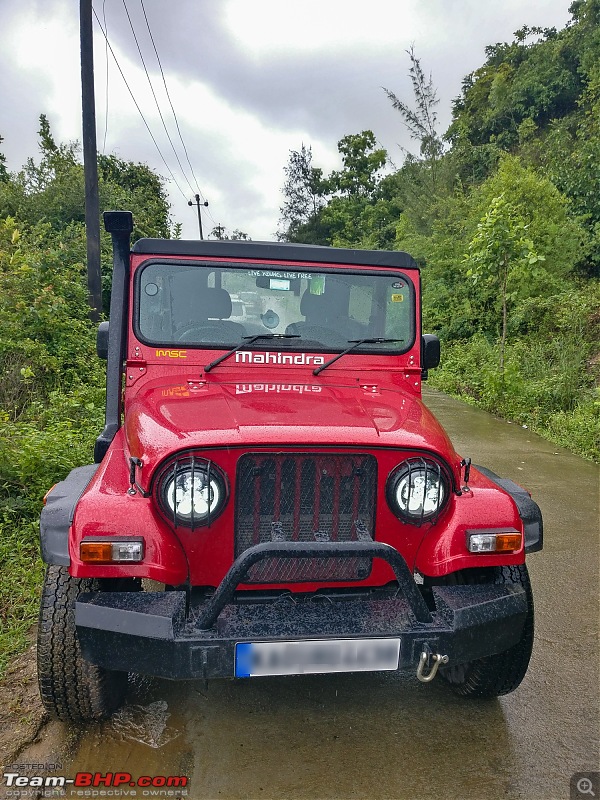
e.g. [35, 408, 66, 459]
[37, 211, 543, 721]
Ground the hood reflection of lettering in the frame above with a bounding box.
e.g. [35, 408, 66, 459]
[124, 378, 456, 478]
[235, 383, 322, 395]
[235, 351, 325, 366]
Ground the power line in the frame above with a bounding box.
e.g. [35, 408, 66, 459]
[93, 2, 230, 236]
[121, 0, 197, 197]
[205, 204, 217, 228]
[139, 0, 206, 204]
[92, 5, 189, 202]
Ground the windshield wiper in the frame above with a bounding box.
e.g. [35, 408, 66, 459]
[204, 334, 300, 372]
[313, 338, 404, 376]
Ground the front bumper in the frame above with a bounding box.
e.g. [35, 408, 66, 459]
[75, 542, 527, 680]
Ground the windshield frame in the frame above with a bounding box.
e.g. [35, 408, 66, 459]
[133, 258, 417, 355]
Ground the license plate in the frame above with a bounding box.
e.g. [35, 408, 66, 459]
[235, 638, 400, 677]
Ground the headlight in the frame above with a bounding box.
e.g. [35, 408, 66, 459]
[386, 457, 448, 525]
[157, 457, 228, 528]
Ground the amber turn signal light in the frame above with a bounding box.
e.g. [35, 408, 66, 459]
[80, 539, 144, 563]
[468, 530, 522, 553]
[494, 533, 523, 552]
[80, 541, 113, 563]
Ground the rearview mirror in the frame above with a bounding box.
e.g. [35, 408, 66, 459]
[421, 334, 440, 377]
[97, 321, 109, 360]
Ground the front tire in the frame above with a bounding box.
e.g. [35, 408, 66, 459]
[37, 565, 128, 721]
[440, 564, 534, 698]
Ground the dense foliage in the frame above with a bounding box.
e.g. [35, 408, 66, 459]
[278, 0, 600, 462]
[0, 117, 172, 672]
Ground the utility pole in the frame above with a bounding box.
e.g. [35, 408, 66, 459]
[80, 0, 102, 322]
[188, 194, 209, 239]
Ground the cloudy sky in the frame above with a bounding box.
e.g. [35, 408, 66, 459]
[0, 0, 573, 240]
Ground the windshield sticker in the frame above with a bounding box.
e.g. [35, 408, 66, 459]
[235, 351, 325, 366]
[270, 278, 290, 291]
[309, 275, 325, 295]
[392, 281, 405, 289]
[390, 294, 404, 303]
[248, 270, 313, 280]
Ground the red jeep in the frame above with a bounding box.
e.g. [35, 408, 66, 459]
[37, 211, 542, 721]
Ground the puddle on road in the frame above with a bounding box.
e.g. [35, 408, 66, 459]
[110, 700, 181, 749]
[48, 677, 194, 791]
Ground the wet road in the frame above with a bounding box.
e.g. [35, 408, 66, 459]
[26, 389, 600, 800]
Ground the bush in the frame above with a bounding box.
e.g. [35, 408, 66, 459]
[0, 216, 105, 676]
[0, 218, 97, 417]
[430, 326, 600, 462]
[542, 395, 600, 462]
[0, 384, 104, 675]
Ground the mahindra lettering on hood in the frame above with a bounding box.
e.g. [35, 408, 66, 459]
[37, 211, 543, 722]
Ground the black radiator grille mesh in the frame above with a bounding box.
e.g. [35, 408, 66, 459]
[235, 453, 377, 583]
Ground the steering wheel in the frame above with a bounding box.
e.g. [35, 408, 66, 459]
[176, 324, 236, 344]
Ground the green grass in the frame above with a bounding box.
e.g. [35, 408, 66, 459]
[0, 521, 44, 676]
[428, 334, 600, 463]
[0, 389, 104, 679]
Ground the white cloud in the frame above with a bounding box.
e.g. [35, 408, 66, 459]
[7, 3, 81, 147]
[223, 0, 418, 55]
[0, 0, 574, 241]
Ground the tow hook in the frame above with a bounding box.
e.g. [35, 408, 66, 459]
[416, 648, 449, 683]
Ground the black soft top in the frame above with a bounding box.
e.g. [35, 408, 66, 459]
[132, 238, 419, 270]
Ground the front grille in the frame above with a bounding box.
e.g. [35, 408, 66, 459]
[235, 453, 377, 583]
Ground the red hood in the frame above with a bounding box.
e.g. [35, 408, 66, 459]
[124, 376, 459, 476]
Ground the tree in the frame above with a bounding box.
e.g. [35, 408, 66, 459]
[0, 117, 172, 242]
[97, 153, 171, 241]
[465, 193, 544, 375]
[0, 116, 85, 230]
[210, 225, 250, 240]
[383, 46, 445, 190]
[0, 217, 95, 416]
[473, 155, 584, 279]
[328, 131, 386, 198]
[277, 132, 386, 246]
[0, 135, 8, 183]
[278, 144, 328, 241]
[446, 19, 583, 151]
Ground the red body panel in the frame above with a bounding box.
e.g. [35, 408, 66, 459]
[123, 375, 456, 485]
[70, 251, 526, 586]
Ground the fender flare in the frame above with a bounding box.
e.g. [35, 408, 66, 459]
[39, 465, 99, 565]
[474, 465, 543, 553]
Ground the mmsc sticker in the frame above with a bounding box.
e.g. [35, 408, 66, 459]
[155, 349, 187, 359]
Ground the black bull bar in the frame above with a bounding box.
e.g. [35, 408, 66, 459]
[76, 542, 528, 680]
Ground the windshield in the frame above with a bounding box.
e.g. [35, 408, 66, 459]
[136, 261, 415, 353]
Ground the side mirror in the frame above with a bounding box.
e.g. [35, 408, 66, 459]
[97, 321, 109, 360]
[421, 334, 440, 377]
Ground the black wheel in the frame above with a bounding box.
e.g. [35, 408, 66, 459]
[439, 564, 534, 698]
[37, 565, 129, 722]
